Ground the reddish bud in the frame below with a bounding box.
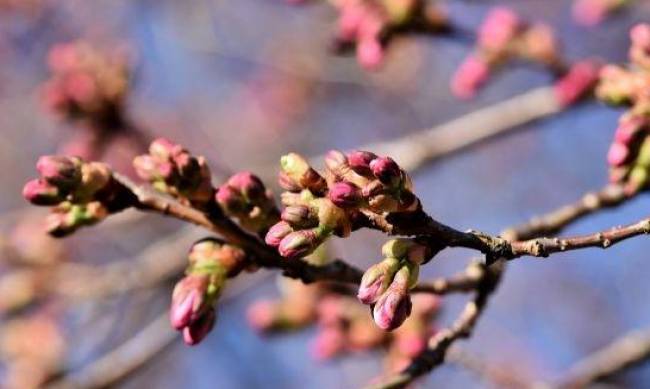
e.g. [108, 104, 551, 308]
[311, 326, 346, 360]
[182, 308, 216, 346]
[227, 172, 265, 200]
[23, 179, 64, 205]
[372, 288, 412, 331]
[278, 229, 319, 259]
[216, 186, 245, 213]
[347, 150, 377, 175]
[608, 142, 629, 167]
[246, 300, 277, 331]
[328, 181, 363, 208]
[36, 155, 81, 188]
[554, 60, 600, 107]
[170, 274, 210, 330]
[370, 157, 401, 186]
[281, 205, 315, 228]
[451, 55, 490, 100]
[265, 221, 294, 247]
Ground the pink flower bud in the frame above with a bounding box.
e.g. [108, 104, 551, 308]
[265, 221, 294, 247]
[227, 172, 266, 200]
[394, 332, 426, 357]
[23, 179, 64, 205]
[347, 150, 377, 175]
[182, 308, 216, 346]
[358, 257, 400, 305]
[216, 186, 245, 213]
[328, 181, 362, 208]
[324, 150, 349, 177]
[369, 156, 401, 186]
[357, 38, 384, 70]
[170, 275, 210, 330]
[451, 55, 490, 100]
[478, 7, 519, 51]
[372, 287, 412, 331]
[278, 171, 303, 192]
[553, 60, 600, 107]
[36, 155, 81, 188]
[281, 205, 314, 227]
[615, 116, 645, 144]
[607, 142, 629, 167]
[278, 229, 319, 259]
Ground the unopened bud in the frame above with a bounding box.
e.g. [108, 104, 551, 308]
[182, 308, 216, 346]
[278, 229, 320, 259]
[23, 179, 64, 205]
[36, 156, 81, 188]
[265, 221, 294, 247]
[328, 181, 363, 208]
[347, 151, 377, 175]
[281, 205, 315, 228]
[357, 257, 400, 304]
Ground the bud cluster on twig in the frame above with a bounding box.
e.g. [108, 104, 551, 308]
[170, 238, 247, 345]
[266, 150, 419, 260]
[598, 24, 650, 193]
[23, 156, 126, 236]
[451, 7, 564, 99]
[293, 0, 448, 70]
[42, 41, 130, 130]
[358, 239, 432, 330]
[134, 138, 214, 208]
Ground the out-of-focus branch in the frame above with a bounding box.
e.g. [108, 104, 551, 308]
[49, 227, 198, 300]
[447, 347, 530, 389]
[552, 327, 650, 389]
[44, 313, 175, 389]
[318, 86, 563, 173]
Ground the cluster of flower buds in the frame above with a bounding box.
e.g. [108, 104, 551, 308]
[451, 7, 563, 99]
[573, 0, 629, 27]
[266, 150, 419, 260]
[328, 0, 448, 70]
[358, 239, 433, 330]
[170, 238, 247, 345]
[597, 24, 650, 193]
[216, 172, 279, 234]
[41, 41, 129, 126]
[134, 138, 214, 208]
[386, 294, 440, 371]
[23, 156, 122, 237]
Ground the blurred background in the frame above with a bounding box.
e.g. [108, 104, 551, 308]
[2, 0, 650, 388]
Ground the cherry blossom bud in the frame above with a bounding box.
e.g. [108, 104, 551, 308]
[23, 180, 64, 205]
[278, 171, 303, 192]
[451, 55, 490, 100]
[608, 142, 629, 167]
[280, 153, 327, 194]
[372, 267, 413, 331]
[170, 274, 210, 330]
[182, 308, 216, 346]
[324, 150, 350, 177]
[328, 181, 363, 208]
[554, 60, 601, 107]
[278, 229, 320, 259]
[281, 205, 315, 228]
[215, 186, 245, 213]
[370, 156, 401, 187]
[228, 172, 266, 201]
[358, 257, 400, 304]
[265, 221, 294, 247]
[36, 156, 81, 188]
[357, 38, 384, 70]
[478, 7, 519, 51]
[347, 150, 377, 175]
